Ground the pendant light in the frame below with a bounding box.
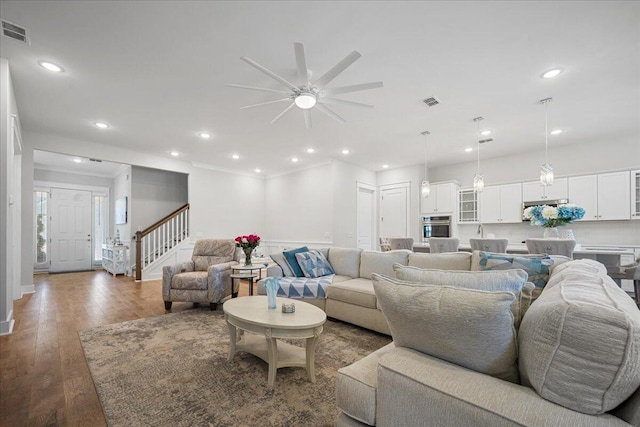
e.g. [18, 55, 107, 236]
[420, 130, 431, 198]
[539, 97, 554, 186]
[472, 117, 484, 192]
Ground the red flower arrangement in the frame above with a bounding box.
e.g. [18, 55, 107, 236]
[234, 234, 261, 249]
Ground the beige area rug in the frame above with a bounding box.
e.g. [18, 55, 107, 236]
[79, 308, 391, 426]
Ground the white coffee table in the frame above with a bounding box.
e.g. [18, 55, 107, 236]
[223, 296, 327, 387]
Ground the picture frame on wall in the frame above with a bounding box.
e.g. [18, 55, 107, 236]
[115, 196, 128, 225]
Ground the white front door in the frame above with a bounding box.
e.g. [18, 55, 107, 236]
[357, 184, 375, 250]
[380, 185, 409, 238]
[50, 188, 92, 272]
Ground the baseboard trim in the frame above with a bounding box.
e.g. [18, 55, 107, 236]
[21, 284, 35, 296]
[0, 310, 15, 336]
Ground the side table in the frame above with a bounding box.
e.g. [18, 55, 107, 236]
[230, 273, 258, 297]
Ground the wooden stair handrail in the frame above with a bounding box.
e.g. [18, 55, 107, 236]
[135, 203, 189, 280]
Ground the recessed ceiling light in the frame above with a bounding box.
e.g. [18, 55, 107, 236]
[306, 148, 315, 154]
[170, 151, 179, 157]
[231, 154, 240, 160]
[38, 60, 64, 72]
[464, 147, 473, 152]
[199, 132, 211, 139]
[480, 130, 491, 136]
[72, 158, 82, 163]
[94, 122, 109, 129]
[541, 68, 563, 79]
[382, 164, 389, 169]
[254, 168, 261, 173]
[342, 149, 350, 155]
[550, 129, 563, 135]
[291, 157, 299, 163]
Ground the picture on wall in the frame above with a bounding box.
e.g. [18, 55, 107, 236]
[115, 196, 128, 225]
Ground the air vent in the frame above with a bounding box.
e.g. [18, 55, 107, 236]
[2, 20, 29, 44]
[421, 96, 440, 107]
[89, 158, 103, 162]
[478, 138, 494, 144]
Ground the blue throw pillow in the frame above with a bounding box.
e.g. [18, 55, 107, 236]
[282, 246, 309, 277]
[295, 250, 335, 278]
[476, 251, 554, 288]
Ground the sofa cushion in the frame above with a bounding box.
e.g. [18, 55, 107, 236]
[372, 274, 519, 383]
[408, 252, 472, 270]
[326, 278, 377, 309]
[336, 342, 395, 425]
[471, 250, 558, 289]
[519, 259, 640, 415]
[295, 249, 335, 278]
[392, 264, 533, 329]
[328, 247, 363, 278]
[269, 252, 294, 277]
[283, 246, 309, 277]
[170, 271, 208, 290]
[359, 250, 410, 279]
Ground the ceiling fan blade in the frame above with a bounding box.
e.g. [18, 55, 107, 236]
[225, 83, 290, 95]
[270, 102, 296, 124]
[241, 56, 299, 91]
[320, 98, 374, 108]
[240, 98, 292, 109]
[294, 42, 310, 87]
[315, 103, 346, 124]
[303, 109, 312, 129]
[312, 50, 361, 89]
[321, 81, 383, 96]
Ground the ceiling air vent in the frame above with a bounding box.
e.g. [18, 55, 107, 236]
[421, 96, 441, 107]
[89, 158, 103, 162]
[1, 20, 29, 44]
[478, 138, 494, 144]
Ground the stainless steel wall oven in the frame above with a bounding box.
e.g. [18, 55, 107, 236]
[421, 216, 451, 241]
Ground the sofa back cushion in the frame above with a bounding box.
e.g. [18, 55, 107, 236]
[519, 259, 640, 415]
[328, 247, 363, 278]
[192, 239, 235, 271]
[360, 250, 410, 279]
[372, 274, 519, 383]
[393, 264, 533, 329]
[408, 252, 472, 270]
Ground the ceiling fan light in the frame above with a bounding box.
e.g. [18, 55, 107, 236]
[294, 93, 317, 109]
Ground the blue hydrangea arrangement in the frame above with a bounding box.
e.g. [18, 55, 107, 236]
[523, 204, 586, 228]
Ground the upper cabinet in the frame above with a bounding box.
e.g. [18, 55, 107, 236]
[421, 182, 457, 214]
[631, 170, 640, 220]
[568, 171, 630, 221]
[522, 178, 568, 202]
[479, 183, 523, 223]
[457, 189, 479, 223]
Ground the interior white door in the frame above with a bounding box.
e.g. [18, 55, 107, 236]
[357, 184, 375, 250]
[50, 188, 92, 272]
[380, 186, 408, 238]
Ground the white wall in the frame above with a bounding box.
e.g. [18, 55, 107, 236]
[130, 166, 188, 231]
[34, 168, 115, 189]
[113, 165, 132, 248]
[332, 160, 376, 248]
[376, 164, 423, 243]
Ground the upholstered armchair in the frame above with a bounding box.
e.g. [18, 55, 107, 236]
[162, 239, 237, 311]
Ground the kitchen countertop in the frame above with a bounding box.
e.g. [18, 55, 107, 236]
[412, 242, 636, 257]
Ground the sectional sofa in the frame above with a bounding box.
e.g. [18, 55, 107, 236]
[258, 248, 640, 426]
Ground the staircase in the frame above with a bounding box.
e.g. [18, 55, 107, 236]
[135, 204, 189, 280]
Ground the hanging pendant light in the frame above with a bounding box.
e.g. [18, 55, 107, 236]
[473, 117, 484, 192]
[420, 130, 431, 198]
[540, 97, 554, 186]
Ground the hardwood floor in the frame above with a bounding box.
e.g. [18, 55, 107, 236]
[0, 270, 252, 427]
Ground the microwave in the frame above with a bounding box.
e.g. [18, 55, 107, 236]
[421, 216, 451, 241]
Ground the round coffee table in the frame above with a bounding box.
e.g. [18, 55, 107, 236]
[223, 296, 327, 387]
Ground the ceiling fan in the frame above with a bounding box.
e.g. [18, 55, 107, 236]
[225, 42, 383, 128]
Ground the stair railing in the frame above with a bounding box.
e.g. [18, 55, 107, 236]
[135, 203, 189, 280]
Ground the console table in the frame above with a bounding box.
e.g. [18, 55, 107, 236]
[102, 244, 128, 276]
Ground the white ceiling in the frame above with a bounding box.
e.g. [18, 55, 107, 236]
[33, 150, 124, 177]
[1, 1, 638, 176]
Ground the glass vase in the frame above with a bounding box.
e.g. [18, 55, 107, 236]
[264, 277, 278, 309]
[243, 247, 253, 266]
[543, 227, 560, 239]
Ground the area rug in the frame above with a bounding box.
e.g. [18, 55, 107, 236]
[79, 309, 391, 426]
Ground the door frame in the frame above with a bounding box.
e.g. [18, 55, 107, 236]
[356, 182, 376, 250]
[378, 181, 411, 239]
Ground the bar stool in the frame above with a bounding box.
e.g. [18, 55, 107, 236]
[428, 237, 460, 253]
[469, 238, 509, 253]
[525, 239, 577, 258]
[388, 237, 414, 250]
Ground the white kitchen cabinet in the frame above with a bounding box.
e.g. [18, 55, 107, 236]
[631, 169, 640, 219]
[568, 171, 630, 221]
[479, 183, 523, 223]
[102, 244, 129, 276]
[421, 182, 457, 214]
[457, 189, 479, 223]
[522, 178, 568, 202]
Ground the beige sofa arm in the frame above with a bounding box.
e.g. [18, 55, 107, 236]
[266, 265, 284, 277]
[376, 347, 629, 426]
[207, 261, 235, 301]
[162, 261, 195, 299]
